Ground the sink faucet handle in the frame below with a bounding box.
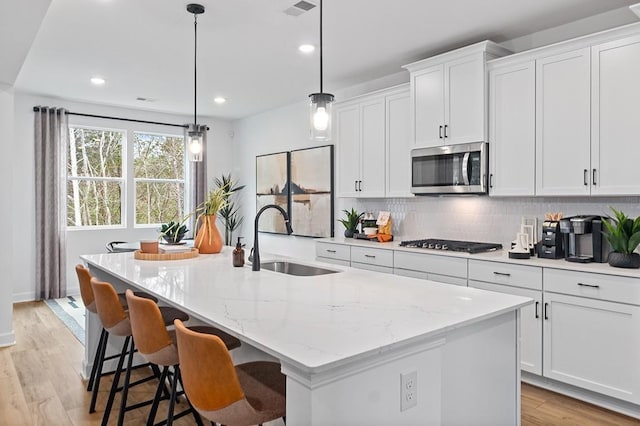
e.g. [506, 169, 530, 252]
[248, 247, 254, 263]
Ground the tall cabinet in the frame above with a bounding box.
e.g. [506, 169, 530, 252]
[335, 85, 412, 198]
[403, 41, 511, 148]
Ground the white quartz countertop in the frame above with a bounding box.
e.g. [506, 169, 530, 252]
[319, 238, 640, 278]
[81, 247, 530, 373]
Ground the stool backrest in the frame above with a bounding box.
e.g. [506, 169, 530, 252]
[90, 277, 129, 335]
[125, 289, 174, 363]
[174, 319, 245, 411]
[75, 264, 96, 313]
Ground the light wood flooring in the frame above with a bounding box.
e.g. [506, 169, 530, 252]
[1, 301, 639, 425]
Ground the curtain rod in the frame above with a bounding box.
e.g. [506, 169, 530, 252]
[32, 106, 210, 130]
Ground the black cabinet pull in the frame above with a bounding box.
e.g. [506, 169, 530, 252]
[544, 302, 549, 320]
[535, 301, 539, 319]
[583, 169, 588, 186]
[444, 124, 448, 138]
[364, 254, 376, 258]
[577, 282, 600, 289]
[592, 168, 597, 186]
[354, 180, 358, 191]
[439, 125, 443, 139]
[489, 174, 494, 188]
[358, 180, 362, 191]
[493, 271, 511, 277]
[326, 249, 336, 253]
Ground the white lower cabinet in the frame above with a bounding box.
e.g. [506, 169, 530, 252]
[543, 269, 640, 404]
[350, 246, 393, 274]
[394, 251, 467, 286]
[468, 260, 543, 375]
[315, 242, 351, 267]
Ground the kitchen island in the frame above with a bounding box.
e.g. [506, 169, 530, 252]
[81, 248, 530, 425]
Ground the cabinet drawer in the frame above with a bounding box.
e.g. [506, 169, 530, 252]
[468, 260, 542, 290]
[351, 262, 393, 274]
[544, 268, 640, 305]
[316, 242, 350, 262]
[316, 257, 350, 268]
[394, 251, 467, 278]
[351, 246, 393, 268]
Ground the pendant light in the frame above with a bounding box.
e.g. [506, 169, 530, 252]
[309, 0, 334, 141]
[187, 3, 205, 162]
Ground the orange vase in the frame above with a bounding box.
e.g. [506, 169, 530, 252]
[195, 215, 223, 254]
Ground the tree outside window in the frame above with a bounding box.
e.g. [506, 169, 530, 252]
[134, 132, 185, 225]
[67, 127, 124, 227]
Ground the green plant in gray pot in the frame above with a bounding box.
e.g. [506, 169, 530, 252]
[160, 220, 189, 244]
[338, 208, 364, 238]
[602, 207, 640, 268]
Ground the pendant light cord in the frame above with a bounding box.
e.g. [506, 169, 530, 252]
[193, 12, 198, 128]
[319, 0, 323, 94]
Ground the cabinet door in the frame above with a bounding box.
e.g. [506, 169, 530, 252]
[489, 61, 536, 196]
[535, 48, 591, 195]
[445, 53, 486, 144]
[385, 89, 413, 197]
[591, 35, 640, 195]
[469, 280, 542, 375]
[543, 292, 640, 403]
[359, 97, 386, 197]
[412, 64, 445, 147]
[336, 103, 361, 197]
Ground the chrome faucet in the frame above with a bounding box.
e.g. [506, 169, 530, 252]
[252, 204, 293, 271]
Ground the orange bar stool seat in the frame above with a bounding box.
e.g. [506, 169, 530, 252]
[90, 277, 190, 426]
[174, 319, 286, 426]
[126, 289, 241, 426]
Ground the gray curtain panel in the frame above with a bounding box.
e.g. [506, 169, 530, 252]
[185, 123, 207, 237]
[34, 107, 68, 300]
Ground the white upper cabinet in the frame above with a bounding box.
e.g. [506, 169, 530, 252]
[335, 85, 411, 198]
[535, 48, 592, 196]
[591, 34, 640, 195]
[404, 41, 511, 148]
[488, 61, 536, 196]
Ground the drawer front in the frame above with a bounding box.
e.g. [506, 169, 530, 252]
[351, 262, 393, 274]
[394, 268, 428, 280]
[394, 251, 467, 278]
[316, 257, 350, 268]
[544, 268, 640, 305]
[351, 246, 393, 268]
[316, 242, 350, 262]
[468, 259, 542, 290]
[428, 273, 467, 287]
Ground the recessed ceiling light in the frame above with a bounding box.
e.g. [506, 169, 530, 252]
[90, 77, 106, 86]
[214, 97, 226, 104]
[298, 44, 315, 53]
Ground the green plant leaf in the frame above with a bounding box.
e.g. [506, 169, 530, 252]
[628, 231, 640, 253]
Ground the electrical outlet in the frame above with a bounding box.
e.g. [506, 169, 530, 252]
[400, 371, 418, 411]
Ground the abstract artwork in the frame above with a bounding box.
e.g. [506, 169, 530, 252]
[289, 145, 334, 238]
[256, 151, 290, 234]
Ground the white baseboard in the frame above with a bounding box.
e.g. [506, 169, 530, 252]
[0, 331, 16, 347]
[13, 292, 35, 303]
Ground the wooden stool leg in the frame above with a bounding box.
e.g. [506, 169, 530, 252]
[101, 336, 130, 426]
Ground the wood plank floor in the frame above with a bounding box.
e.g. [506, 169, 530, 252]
[1, 301, 639, 425]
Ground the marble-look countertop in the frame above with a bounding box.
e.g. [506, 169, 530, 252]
[319, 237, 640, 278]
[81, 248, 530, 373]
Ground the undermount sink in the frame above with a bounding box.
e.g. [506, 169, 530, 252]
[260, 261, 339, 276]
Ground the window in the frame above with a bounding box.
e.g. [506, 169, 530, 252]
[67, 126, 186, 228]
[133, 132, 185, 225]
[67, 127, 124, 227]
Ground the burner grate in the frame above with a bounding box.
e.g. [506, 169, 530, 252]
[399, 238, 502, 254]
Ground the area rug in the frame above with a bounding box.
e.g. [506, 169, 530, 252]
[44, 296, 85, 344]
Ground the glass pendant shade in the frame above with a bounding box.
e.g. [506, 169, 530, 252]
[187, 130, 203, 162]
[309, 92, 334, 141]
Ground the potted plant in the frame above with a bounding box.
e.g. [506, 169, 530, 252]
[215, 174, 245, 246]
[338, 208, 364, 238]
[194, 185, 231, 254]
[159, 220, 189, 244]
[602, 207, 640, 268]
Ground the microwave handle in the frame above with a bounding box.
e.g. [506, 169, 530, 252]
[462, 152, 470, 185]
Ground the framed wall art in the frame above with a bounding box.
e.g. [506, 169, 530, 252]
[256, 151, 290, 234]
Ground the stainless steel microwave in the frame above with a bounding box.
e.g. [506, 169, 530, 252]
[411, 142, 489, 195]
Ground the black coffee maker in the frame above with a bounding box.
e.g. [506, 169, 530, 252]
[559, 215, 609, 263]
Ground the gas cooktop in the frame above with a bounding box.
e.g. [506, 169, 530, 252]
[399, 238, 503, 254]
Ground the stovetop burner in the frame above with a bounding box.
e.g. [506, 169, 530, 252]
[399, 238, 503, 254]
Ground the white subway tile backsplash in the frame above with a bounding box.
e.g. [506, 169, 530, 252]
[336, 196, 640, 247]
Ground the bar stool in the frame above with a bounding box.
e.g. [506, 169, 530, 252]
[90, 277, 189, 426]
[125, 289, 242, 426]
[76, 264, 160, 413]
[174, 319, 286, 426]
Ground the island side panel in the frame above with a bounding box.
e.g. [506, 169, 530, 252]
[441, 310, 520, 426]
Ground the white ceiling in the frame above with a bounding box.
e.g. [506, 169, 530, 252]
[9, 0, 639, 120]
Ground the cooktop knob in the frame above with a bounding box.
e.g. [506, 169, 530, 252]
[427, 243, 435, 249]
[442, 244, 448, 250]
[435, 244, 442, 249]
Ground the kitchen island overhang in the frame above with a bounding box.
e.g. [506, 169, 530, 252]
[81, 248, 531, 425]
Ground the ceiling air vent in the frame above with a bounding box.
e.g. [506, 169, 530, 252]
[284, 1, 316, 17]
